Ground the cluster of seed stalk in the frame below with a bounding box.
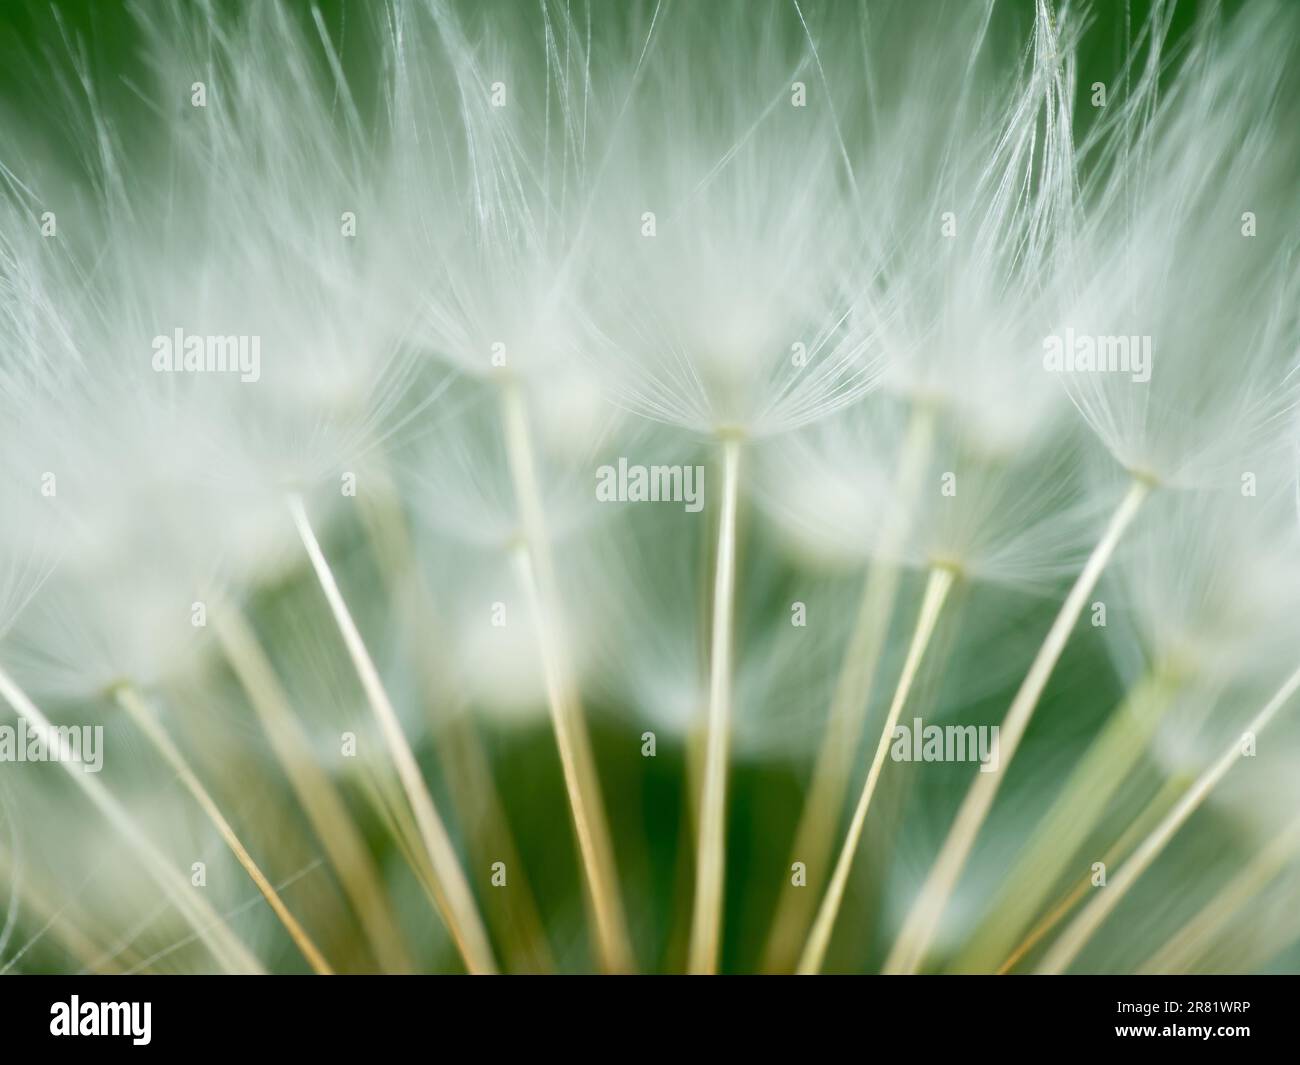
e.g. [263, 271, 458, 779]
[2, 0, 1297, 978]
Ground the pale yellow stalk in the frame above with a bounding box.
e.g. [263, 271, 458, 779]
[213, 602, 414, 973]
[113, 683, 333, 975]
[1039, 660, 1300, 973]
[885, 477, 1151, 973]
[798, 563, 956, 974]
[288, 494, 497, 974]
[762, 406, 934, 972]
[688, 435, 742, 974]
[0, 665, 262, 974]
[500, 380, 634, 974]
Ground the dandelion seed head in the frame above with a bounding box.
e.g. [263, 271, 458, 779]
[1055, 2, 1300, 487]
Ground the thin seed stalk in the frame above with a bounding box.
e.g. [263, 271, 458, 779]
[0, 839, 124, 973]
[763, 405, 934, 972]
[351, 765, 452, 911]
[884, 476, 1151, 974]
[213, 601, 414, 973]
[798, 563, 956, 974]
[499, 380, 634, 973]
[113, 683, 334, 975]
[955, 665, 1180, 972]
[688, 436, 742, 974]
[993, 773, 1186, 974]
[1139, 811, 1300, 974]
[0, 665, 263, 974]
[357, 463, 554, 972]
[666, 737, 706, 968]
[1039, 659, 1300, 974]
[288, 493, 498, 975]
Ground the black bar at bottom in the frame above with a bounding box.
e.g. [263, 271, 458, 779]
[0, 975, 1292, 1053]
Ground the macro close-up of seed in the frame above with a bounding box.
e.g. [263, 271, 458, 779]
[0, 1, 1298, 1033]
